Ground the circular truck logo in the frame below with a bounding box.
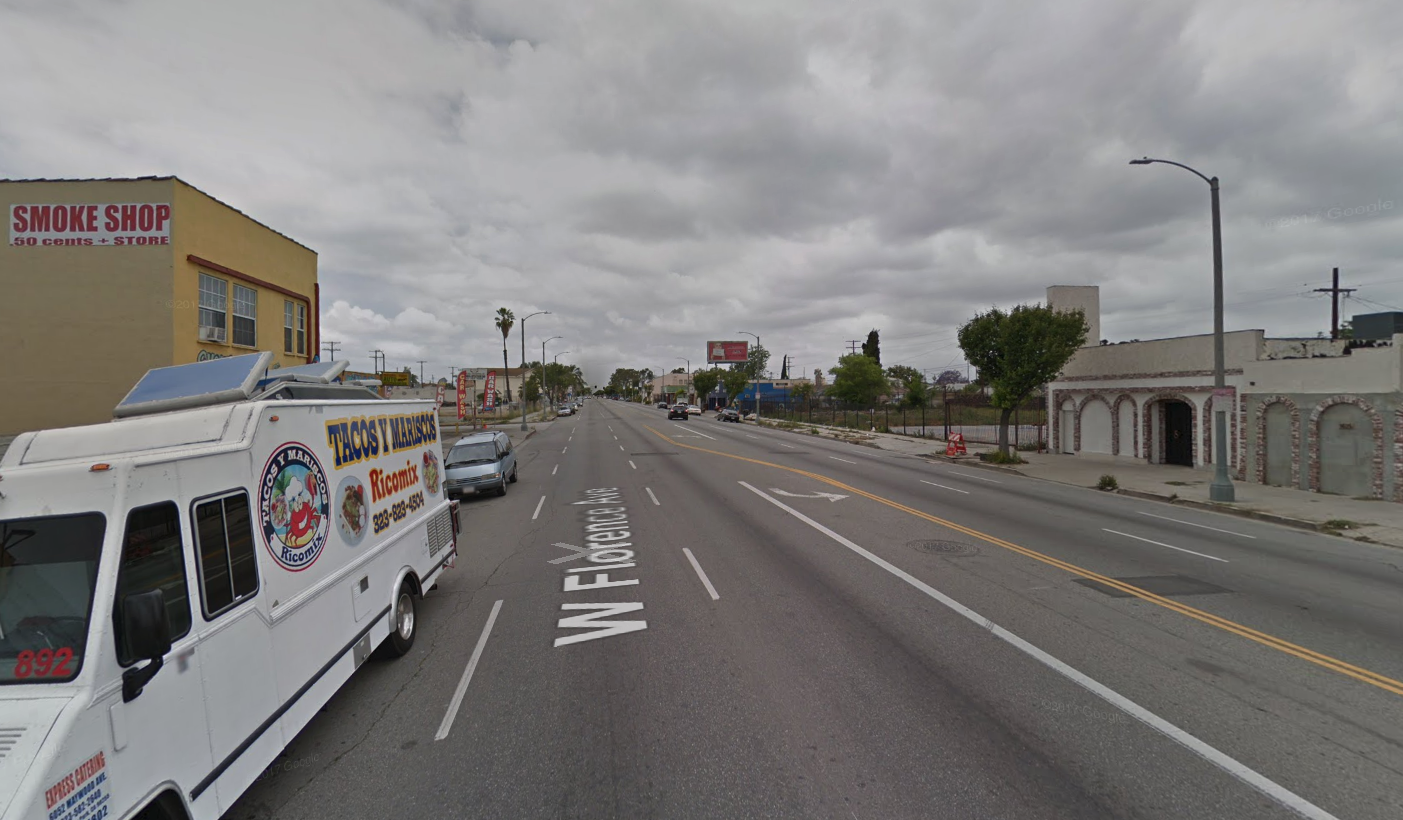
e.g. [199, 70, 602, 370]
[260, 443, 331, 571]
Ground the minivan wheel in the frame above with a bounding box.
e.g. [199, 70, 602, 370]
[497, 478, 508, 497]
[509, 467, 518, 484]
[376, 583, 417, 659]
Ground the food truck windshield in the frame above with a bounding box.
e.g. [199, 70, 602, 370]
[0, 513, 106, 684]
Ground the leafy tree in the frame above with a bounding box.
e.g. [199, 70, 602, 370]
[862, 329, 881, 366]
[935, 369, 967, 386]
[721, 368, 752, 406]
[670, 367, 687, 374]
[792, 381, 814, 405]
[828, 354, 889, 406]
[494, 307, 515, 402]
[740, 345, 770, 380]
[886, 365, 927, 408]
[692, 367, 721, 403]
[957, 304, 1087, 456]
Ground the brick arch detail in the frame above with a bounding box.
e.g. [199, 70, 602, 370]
[1253, 396, 1300, 487]
[1308, 395, 1383, 497]
[1142, 393, 1197, 465]
[1050, 392, 1076, 453]
[1074, 393, 1112, 451]
[1200, 394, 1240, 468]
[1395, 407, 1403, 502]
[1112, 394, 1138, 457]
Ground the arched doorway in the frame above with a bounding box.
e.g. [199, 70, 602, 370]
[1060, 399, 1075, 454]
[1262, 402, 1294, 487]
[1162, 401, 1193, 466]
[1318, 403, 1371, 496]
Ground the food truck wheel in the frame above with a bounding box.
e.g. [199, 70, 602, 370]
[378, 583, 418, 658]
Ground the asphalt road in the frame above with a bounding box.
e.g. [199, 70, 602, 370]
[229, 400, 1403, 820]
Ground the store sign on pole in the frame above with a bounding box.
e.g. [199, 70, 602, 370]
[706, 341, 749, 364]
[10, 202, 172, 247]
[484, 371, 497, 410]
[456, 372, 468, 420]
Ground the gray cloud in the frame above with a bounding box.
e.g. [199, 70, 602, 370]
[3, 0, 1401, 387]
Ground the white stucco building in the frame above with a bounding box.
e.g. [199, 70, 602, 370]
[1046, 285, 1403, 501]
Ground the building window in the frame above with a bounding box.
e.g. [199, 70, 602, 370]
[113, 502, 192, 666]
[198, 273, 227, 342]
[232, 284, 257, 347]
[296, 303, 307, 355]
[284, 301, 294, 353]
[192, 492, 259, 619]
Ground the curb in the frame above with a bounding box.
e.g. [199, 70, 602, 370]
[1111, 487, 1327, 532]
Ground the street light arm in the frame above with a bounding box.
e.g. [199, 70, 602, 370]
[1129, 157, 1212, 186]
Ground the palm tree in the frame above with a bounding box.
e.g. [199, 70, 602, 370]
[494, 307, 515, 404]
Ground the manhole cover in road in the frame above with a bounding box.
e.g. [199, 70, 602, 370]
[1073, 574, 1233, 598]
[909, 539, 978, 557]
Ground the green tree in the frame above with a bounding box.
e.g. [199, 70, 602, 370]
[741, 344, 771, 380]
[886, 365, 927, 408]
[494, 307, 515, 402]
[721, 368, 752, 406]
[792, 381, 814, 405]
[828, 354, 889, 406]
[692, 367, 721, 403]
[862, 329, 881, 366]
[957, 304, 1087, 456]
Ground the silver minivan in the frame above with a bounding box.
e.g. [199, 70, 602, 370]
[444, 431, 518, 498]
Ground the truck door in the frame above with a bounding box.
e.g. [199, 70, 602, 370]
[102, 501, 217, 817]
[187, 489, 282, 814]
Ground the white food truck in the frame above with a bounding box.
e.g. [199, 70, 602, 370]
[0, 352, 459, 820]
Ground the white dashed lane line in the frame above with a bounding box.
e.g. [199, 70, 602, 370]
[1137, 511, 1257, 539]
[646, 487, 660, 505]
[532, 495, 546, 520]
[552, 464, 558, 475]
[629, 460, 637, 470]
[920, 479, 970, 495]
[1103, 529, 1229, 563]
[829, 456, 857, 464]
[682, 548, 720, 601]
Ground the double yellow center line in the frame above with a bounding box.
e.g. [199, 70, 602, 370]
[644, 425, 1403, 699]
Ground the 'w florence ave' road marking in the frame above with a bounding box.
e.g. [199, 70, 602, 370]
[553, 487, 646, 648]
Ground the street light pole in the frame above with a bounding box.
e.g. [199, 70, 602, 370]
[1130, 157, 1234, 502]
[542, 336, 562, 413]
[519, 311, 550, 430]
[676, 357, 690, 405]
[738, 331, 760, 415]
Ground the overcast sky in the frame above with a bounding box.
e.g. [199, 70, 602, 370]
[4, 0, 1402, 386]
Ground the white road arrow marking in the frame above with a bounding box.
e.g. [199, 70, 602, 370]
[769, 488, 847, 502]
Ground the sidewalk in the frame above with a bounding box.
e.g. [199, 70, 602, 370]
[756, 418, 1403, 549]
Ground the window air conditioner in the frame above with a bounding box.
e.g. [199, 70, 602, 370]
[199, 326, 226, 343]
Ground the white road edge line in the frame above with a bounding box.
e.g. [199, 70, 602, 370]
[1103, 529, 1230, 563]
[1137, 511, 1257, 539]
[532, 495, 546, 520]
[434, 599, 504, 742]
[736, 482, 1335, 820]
[629, 460, 637, 470]
[678, 424, 717, 440]
[829, 456, 857, 464]
[682, 548, 720, 600]
[948, 470, 1002, 483]
[646, 487, 660, 506]
[920, 479, 970, 495]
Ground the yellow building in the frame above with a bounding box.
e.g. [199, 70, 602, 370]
[1, 176, 318, 435]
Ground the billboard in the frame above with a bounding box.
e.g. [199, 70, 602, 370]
[379, 371, 411, 386]
[707, 341, 749, 364]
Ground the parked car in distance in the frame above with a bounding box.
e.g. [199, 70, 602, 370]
[717, 407, 741, 422]
[657, 401, 669, 409]
[445, 431, 518, 498]
[558, 405, 573, 416]
[668, 403, 689, 420]
[687, 404, 702, 415]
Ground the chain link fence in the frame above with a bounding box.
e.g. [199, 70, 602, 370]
[753, 392, 1048, 450]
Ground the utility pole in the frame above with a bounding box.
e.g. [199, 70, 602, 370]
[846, 340, 861, 355]
[1313, 267, 1357, 340]
[369, 350, 385, 374]
[415, 360, 427, 385]
[322, 340, 340, 361]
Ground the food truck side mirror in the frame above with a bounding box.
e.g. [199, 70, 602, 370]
[121, 589, 172, 702]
